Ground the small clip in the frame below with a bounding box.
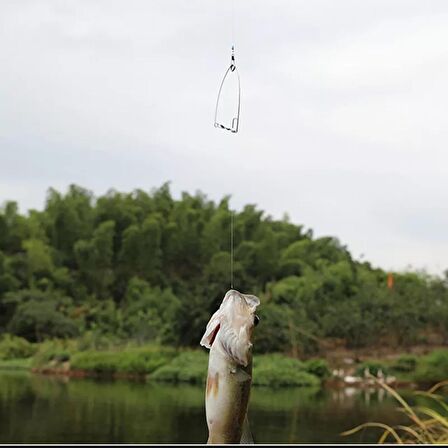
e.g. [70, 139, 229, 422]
[214, 46, 241, 133]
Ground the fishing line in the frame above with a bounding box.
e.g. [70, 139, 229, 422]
[230, 208, 234, 289]
[231, 0, 236, 290]
[215, 0, 238, 288]
[231, 0, 235, 47]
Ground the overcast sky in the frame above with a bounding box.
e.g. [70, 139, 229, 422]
[1, 0, 448, 275]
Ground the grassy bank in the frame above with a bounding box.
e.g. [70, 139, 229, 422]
[1, 335, 447, 388]
[0, 334, 328, 387]
[0, 358, 32, 370]
[350, 350, 448, 386]
[70, 346, 176, 376]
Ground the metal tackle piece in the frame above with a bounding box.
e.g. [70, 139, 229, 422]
[214, 46, 241, 133]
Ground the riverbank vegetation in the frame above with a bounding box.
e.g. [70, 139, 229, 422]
[343, 380, 448, 444]
[1, 334, 448, 387]
[1, 184, 448, 382]
[0, 335, 328, 386]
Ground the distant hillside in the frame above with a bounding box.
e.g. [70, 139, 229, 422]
[1, 183, 447, 354]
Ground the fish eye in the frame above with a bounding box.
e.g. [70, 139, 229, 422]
[254, 315, 260, 326]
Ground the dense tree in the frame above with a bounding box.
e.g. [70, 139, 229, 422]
[0, 184, 447, 353]
[5, 290, 79, 341]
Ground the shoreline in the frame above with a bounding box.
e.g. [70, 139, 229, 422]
[1, 342, 446, 389]
[0, 360, 419, 390]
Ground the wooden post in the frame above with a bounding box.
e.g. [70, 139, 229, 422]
[387, 272, 394, 289]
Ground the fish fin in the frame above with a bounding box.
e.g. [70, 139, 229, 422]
[240, 414, 254, 444]
[200, 291, 235, 349]
[200, 309, 221, 349]
[232, 366, 252, 383]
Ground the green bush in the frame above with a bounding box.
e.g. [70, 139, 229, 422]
[70, 352, 117, 373]
[76, 331, 122, 351]
[391, 354, 418, 373]
[413, 350, 448, 384]
[0, 334, 37, 360]
[6, 290, 80, 342]
[70, 345, 176, 375]
[150, 351, 208, 384]
[151, 352, 323, 388]
[253, 353, 303, 369]
[0, 358, 32, 370]
[252, 353, 320, 387]
[303, 358, 331, 379]
[355, 360, 389, 378]
[32, 339, 78, 367]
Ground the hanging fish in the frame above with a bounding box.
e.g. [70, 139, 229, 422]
[200, 289, 260, 444]
[214, 46, 241, 133]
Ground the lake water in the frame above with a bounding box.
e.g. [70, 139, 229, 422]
[0, 370, 415, 444]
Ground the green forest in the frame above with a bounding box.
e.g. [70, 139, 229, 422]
[1, 183, 448, 356]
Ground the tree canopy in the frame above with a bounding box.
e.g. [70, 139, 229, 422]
[1, 184, 447, 354]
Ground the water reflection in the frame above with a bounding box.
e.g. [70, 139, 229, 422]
[0, 371, 413, 444]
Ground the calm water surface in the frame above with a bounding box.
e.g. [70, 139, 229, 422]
[0, 370, 415, 444]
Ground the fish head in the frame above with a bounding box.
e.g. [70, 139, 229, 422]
[200, 289, 260, 366]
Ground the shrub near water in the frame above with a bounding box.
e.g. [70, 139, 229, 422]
[391, 354, 418, 373]
[253, 354, 320, 387]
[150, 351, 208, 384]
[70, 346, 176, 375]
[414, 350, 448, 384]
[355, 360, 389, 378]
[0, 358, 32, 370]
[0, 334, 36, 360]
[302, 358, 331, 379]
[150, 352, 322, 387]
[32, 339, 78, 367]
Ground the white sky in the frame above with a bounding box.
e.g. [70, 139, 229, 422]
[1, 0, 448, 275]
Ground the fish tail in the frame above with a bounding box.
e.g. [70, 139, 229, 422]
[240, 414, 254, 444]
